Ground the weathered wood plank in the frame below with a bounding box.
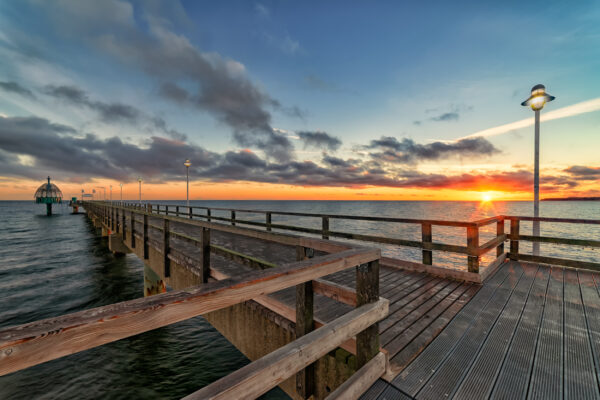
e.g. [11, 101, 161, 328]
[183, 299, 389, 400]
[490, 267, 550, 400]
[528, 267, 563, 400]
[0, 247, 379, 376]
[326, 351, 387, 400]
[356, 260, 380, 368]
[516, 253, 600, 271]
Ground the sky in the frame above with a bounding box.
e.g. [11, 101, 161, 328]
[0, 0, 599, 201]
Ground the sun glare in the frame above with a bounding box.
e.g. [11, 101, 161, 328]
[481, 193, 493, 202]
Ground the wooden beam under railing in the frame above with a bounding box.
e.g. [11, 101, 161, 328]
[183, 298, 389, 400]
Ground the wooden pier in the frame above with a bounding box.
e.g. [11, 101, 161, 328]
[1, 201, 599, 399]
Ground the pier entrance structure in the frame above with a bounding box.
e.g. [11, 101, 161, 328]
[1, 202, 599, 399]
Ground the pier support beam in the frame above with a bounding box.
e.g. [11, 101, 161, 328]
[108, 233, 131, 255]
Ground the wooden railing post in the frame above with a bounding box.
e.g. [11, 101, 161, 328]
[148, 204, 152, 214]
[143, 214, 148, 259]
[122, 209, 126, 241]
[189, 206, 193, 219]
[176, 206, 180, 217]
[201, 227, 210, 283]
[130, 211, 135, 248]
[115, 207, 120, 233]
[422, 223, 432, 265]
[496, 218, 505, 257]
[266, 212, 272, 231]
[322, 216, 329, 239]
[163, 219, 170, 277]
[295, 245, 314, 398]
[231, 210, 236, 226]
[356, 259, 379, 368]
[510, 219, 519, 260]
[467, 226, 479, 273]
[207, 208, 211, 222]
[165, 205, 169, 216]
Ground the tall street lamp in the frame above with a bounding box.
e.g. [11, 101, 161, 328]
[184, 159, 191, 208]
[521, 84, 555, 256]
[120, 183, 123, 204]
[110, 185, 113, 204]
[138, 177, 143, 205]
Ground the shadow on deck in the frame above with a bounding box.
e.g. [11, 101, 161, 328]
[361, 260, 600, 400]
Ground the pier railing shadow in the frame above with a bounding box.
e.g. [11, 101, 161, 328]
[0, 201, 392, 400]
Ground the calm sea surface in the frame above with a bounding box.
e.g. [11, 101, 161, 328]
[1, 200, 599, 399]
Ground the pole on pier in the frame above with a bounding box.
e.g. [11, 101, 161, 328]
[421, 223, 432, 265]
[201, 228, 210, 283]
[322, 217, 329, 240]
[533, 109, 540, 256]
[356, 259, 379, 368]
[496, 219, 505, 257]
[510, 219, 520, 260]
[143, 214, 149, 259]
[295, 246, 315, 398]
[231, 210, 236, 226]
[163, 219, 170, 277]
[130, 211, 135, 248]
[266, 212, 272, 231]
[467, 226, 479, 273]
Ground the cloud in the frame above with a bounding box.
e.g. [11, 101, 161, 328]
[0, 115, 586, 194]
[564, 165, 600, 180]
[364, 136, 499, 163]
[304, 75, 337, 92]
[0, 115, 216, 182]
[30, 0, 301, 161]
[255, 3, 270, 18]
[43, 84, 186, 140]
[0, 81, 36, 99]
[297, 131, 342, 151]
[431, 112, 459, 122]
[458, 97, 600, 140]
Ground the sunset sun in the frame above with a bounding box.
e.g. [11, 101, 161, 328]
[481, 193, 493, 202]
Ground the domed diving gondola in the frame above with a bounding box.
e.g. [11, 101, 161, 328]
[34, 176, 63, 215]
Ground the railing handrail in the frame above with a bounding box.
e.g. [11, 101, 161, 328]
[0, 246, 380, 376]
[84, 201, 600, 277]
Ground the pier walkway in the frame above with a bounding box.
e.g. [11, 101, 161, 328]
[362, 260, 600, 400]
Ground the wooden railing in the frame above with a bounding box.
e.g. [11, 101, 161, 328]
[0, 201, 390, 399]
[86, 201, 600, 278]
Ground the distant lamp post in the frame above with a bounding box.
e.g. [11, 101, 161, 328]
[119, 183, 123, 204]
[521, 84, 555, 256]
[184, 159, 191, 208]
[138, 177, 143, 205]
[109, 185, 113, 204]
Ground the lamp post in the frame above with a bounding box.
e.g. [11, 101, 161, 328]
[184, 159, 191, 208]
[120, 183, 123, 204]
[138, 177, 142, 205]
[110, 185, 112, 204]
[521, 84, 555, 256]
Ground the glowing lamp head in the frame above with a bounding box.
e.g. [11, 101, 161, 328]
[184, 159, 191, 168]
[521, 84, 555, 111]
[138, 177, 142, 182]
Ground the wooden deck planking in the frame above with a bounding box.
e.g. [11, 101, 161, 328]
[392, 262, 512, 396]
[389, 284, 479, 373]
[489, 267, 550, 400]
[528, 267, 564, 400]
[413, 263, 526, 400]
[579, 271, 600, 394]
[451, 264, 539, 399]
[385, 261, 600, 400]
[563, 269, 599, 399]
